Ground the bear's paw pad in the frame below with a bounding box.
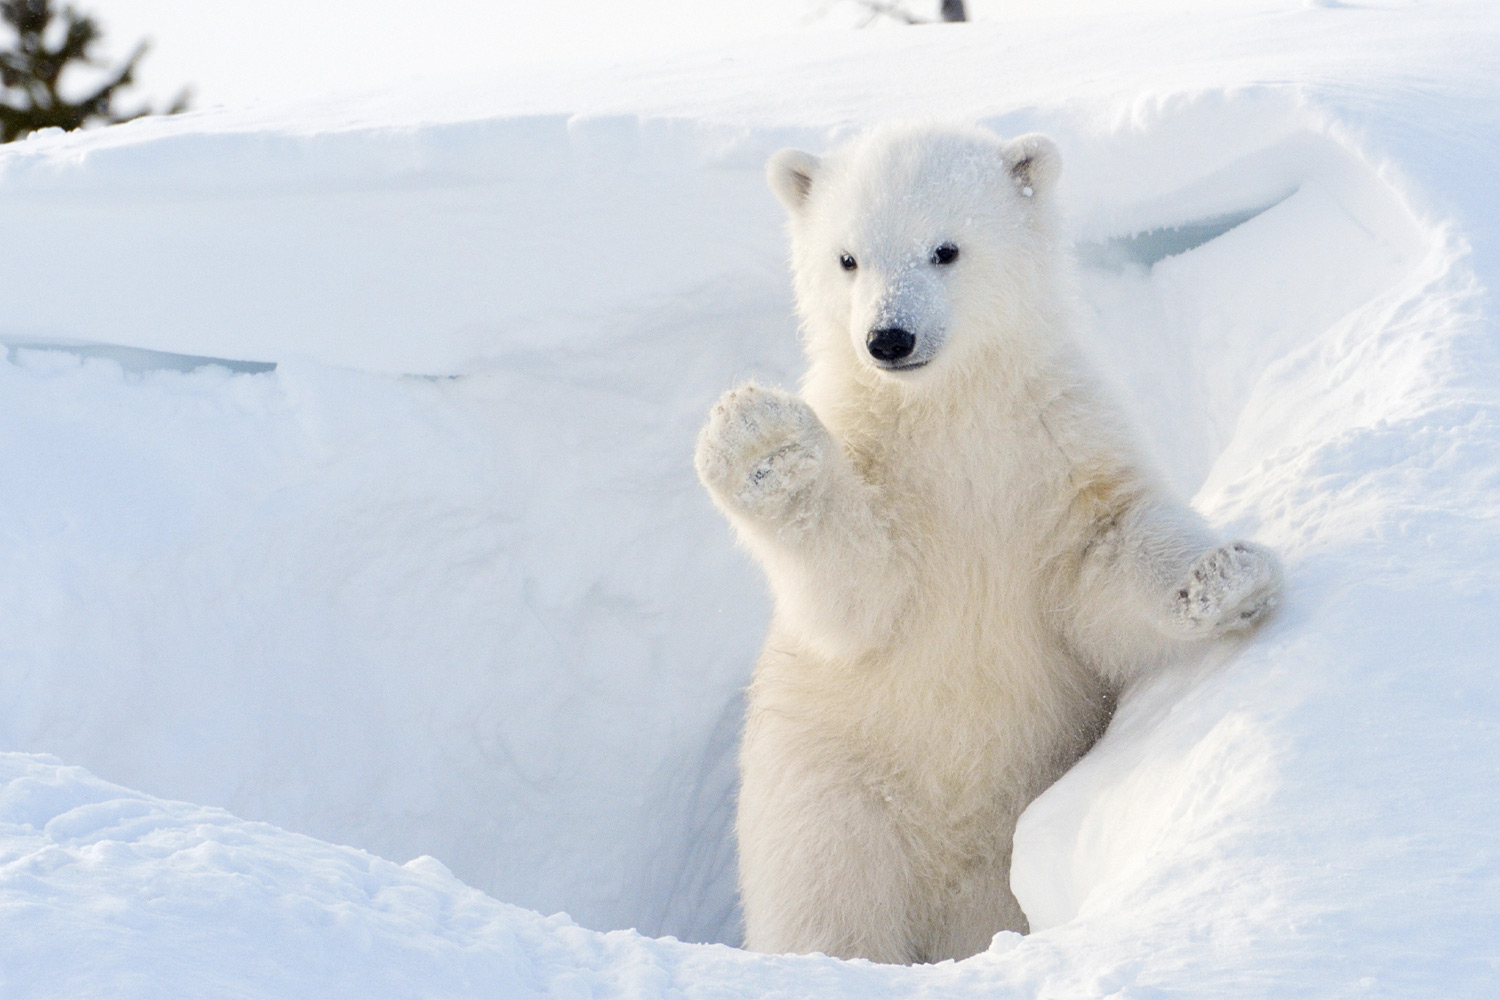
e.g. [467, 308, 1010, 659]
[695, 384, 826, 517]
[1171, 541, 1281, 636]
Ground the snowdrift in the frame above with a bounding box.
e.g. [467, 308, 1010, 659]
[3, 2, 1499, 996]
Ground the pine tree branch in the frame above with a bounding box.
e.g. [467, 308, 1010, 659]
[74, 38, 143, 119]
[1, 0, 187, 141]
[847, 1, 928, 27]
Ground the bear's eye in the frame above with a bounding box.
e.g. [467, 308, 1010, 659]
[931, 243, 960, 266]
[839, 252, 857, 271]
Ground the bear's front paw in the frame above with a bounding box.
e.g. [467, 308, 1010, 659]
[695, 383, 829, 522]
[1169, 541, 1282, 637]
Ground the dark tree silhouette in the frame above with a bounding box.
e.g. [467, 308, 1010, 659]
[837, 1, 967, 27]
[0, 0, 187, 143]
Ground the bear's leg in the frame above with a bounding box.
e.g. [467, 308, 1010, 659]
[1059, 494, 1282, 681]
[695, 383, 904, 656]
[737, 735, 918, 963]
[924, 851, 1029, 961]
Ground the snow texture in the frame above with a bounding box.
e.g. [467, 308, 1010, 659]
[2, 0, 1499, 995]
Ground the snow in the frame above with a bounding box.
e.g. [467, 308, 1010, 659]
[3, 0, 1500, 995]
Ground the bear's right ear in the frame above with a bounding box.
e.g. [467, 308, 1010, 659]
[767, 148, 822, 214]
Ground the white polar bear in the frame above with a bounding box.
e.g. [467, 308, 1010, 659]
[694, 123, 1280, 965]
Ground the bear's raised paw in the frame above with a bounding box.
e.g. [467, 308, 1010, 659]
[1169, 541, 1282, 637]
[694, 383, 829, 523]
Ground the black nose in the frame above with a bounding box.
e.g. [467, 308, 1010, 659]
[867, 327, 915, 362]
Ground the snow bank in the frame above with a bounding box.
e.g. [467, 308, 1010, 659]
[2, 1, 1499, 995]
[0, 261, 779, 944]
[1, 749, 921, 999]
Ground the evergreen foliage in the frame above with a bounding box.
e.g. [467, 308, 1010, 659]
[838, 1, 966, 27]
[0, 0, 186, 143]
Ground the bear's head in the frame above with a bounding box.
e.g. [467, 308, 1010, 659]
[768, 124, 1063, 386]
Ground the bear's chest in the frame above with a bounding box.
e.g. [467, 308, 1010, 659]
[863, 413, 1065, 543]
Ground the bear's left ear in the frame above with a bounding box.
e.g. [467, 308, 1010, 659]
[1001, 133, 1061, 201]
[767, 148, 822, 214]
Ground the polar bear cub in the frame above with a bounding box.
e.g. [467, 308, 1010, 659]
[694, 123, 1280, 965]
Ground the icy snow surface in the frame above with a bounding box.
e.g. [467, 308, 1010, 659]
[2, 0, 1499, 996]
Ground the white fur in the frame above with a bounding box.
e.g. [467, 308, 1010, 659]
[696, 123, 1280, 965]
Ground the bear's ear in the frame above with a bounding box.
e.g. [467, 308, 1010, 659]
[1001, 133, 1061, 201]
[767, 148, 822, 214]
